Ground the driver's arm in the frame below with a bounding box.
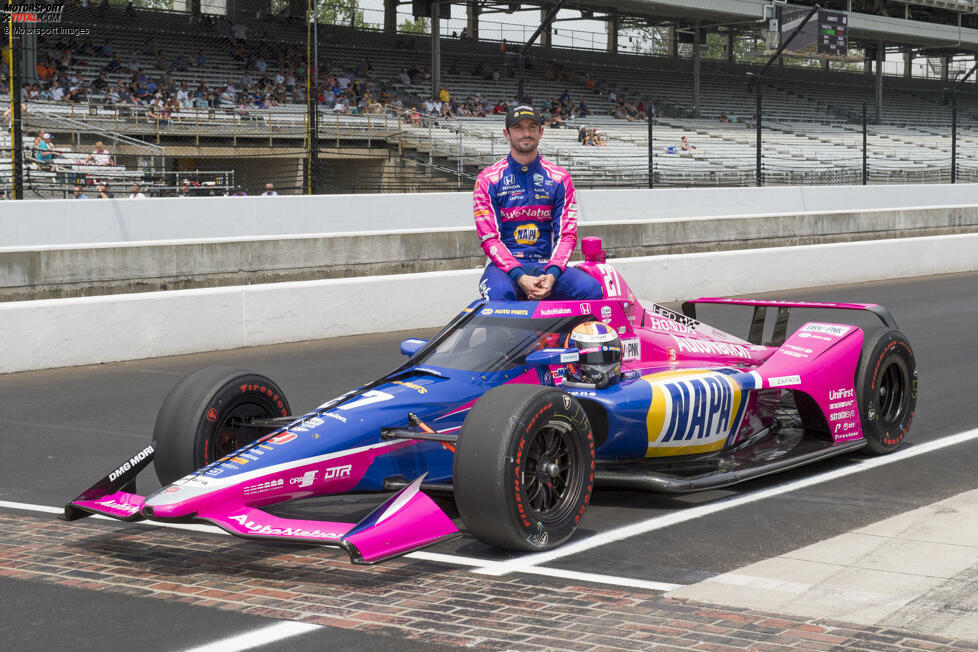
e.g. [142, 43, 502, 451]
[473, 172, 524, 283]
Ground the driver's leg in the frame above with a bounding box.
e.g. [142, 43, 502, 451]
[550, 267, 603, 300]
[479, 263, 522, 301]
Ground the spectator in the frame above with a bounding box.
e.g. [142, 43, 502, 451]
[96, 182, 114, 198]
[129, 183, 147, 199]
[34, 132, 57, 170]
[50, 80, 65, 102]
[261, 183, 278, 196]
[577, 99, 591, 117]
[410, 106, 422, 126]
[91, 71, 109, 93]
[439, 86, 450, 104]
[398, 69, 411, 86]
[84, 141, 114, 166]
[499, 39, 507, 53]
[578, 125, 589, 145]
[492, 100, 507, 114]
[232, 185, 247, 196]
[178, 179, 192, 197]
[73, 185, 90, 199]
[720, 111, 730, 123]
[680, 136, 697, 152]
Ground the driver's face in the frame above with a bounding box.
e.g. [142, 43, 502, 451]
[505, 119, 542, 154]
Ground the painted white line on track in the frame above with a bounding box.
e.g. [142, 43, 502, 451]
[181, 621, 321, 652]
[0, 500, 682, 591]
[473, 428, 978, 577]
[514, 566, 683, 592]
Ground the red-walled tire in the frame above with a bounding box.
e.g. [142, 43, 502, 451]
[454, 385, 595, 551]
[152, 367, 290, 485]
[856, 329, 916, 455]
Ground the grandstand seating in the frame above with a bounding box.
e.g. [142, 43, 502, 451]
[5, 4, 978, 193]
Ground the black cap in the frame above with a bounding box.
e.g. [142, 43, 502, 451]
[505, 105, 541, 129]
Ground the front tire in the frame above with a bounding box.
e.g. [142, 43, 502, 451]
[856, 328, 916, 455]
[454, 385, 595, 551]
[152, 367, 291, 485]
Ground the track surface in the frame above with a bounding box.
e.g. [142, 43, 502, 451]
[2, 271, 977, 650]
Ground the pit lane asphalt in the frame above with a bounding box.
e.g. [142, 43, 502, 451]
[1, 271, 976, 650]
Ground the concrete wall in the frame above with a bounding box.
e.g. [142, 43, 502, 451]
[2, 233, 975, 374]
[4, 203, 978, 301]
[6, 183, 978, 246]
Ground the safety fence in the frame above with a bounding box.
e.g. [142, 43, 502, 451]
[5, 2, 978, 199]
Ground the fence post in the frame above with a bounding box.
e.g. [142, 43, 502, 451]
[457, 129, 462, 190]
[648, 116, 653, 189]
[862, 102, 867, 185]
[951, 94, 957, 184]
[755, 78, 762, 187]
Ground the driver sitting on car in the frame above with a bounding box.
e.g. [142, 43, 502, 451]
[560, 321, 623, 389]
[473, 105, 602, 302]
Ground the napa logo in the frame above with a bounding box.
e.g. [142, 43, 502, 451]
[643, 371, 746, 457]
[514, 223, 540, 245]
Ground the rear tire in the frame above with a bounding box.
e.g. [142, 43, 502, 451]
[856, 329, 916, 455]
[454, 385, 595, 551]
[152, 367, 291, 485]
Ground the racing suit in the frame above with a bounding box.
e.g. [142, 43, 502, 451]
[473, 153, 602, 301]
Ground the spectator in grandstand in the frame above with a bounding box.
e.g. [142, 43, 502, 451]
[36, 58, 56, 81]
[84, 142, 114, 167]
[99, 39, 113, 57]
[680, 136, 697, 152]
[578, 125, 588, 145]
[473, 105, 601, 302]
[73, 186, 90, 199]
[439, 86, 451, 104]
[492, 101, 507, 115]
[33, 132, 57, 171]
[549, 107, 566, 129]
[577, 99, 591, 117]
[91, 72, 109, 94]
[232, 186, 247, 196]
[499, 39, 508, 53]
[48, 81, 65, 102]
[105, 55, 122, 72]
[129, 183, 147, 199]
[261, 183, 278, 197]
[96, 182, 114, 198]
[178, 180, 192, 198]
[720, 111, 730, 123]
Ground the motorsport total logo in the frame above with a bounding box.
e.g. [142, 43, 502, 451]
[2, 2, 88, 36]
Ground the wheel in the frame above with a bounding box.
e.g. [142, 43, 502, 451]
[454, 385, 595, 551]
[152, 367, 291, 485]
[856, 328, 916, 455]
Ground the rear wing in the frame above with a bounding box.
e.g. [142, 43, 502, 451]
[681, 298, 898, 348]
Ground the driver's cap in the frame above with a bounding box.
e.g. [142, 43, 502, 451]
[505, 105, 541, 129]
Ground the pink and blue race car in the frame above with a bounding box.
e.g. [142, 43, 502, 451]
[64, 237, 917, 563]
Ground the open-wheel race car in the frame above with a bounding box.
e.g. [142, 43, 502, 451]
[64, 237, 917, 563]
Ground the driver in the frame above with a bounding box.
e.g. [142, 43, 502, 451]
[561, 321, 623, 389]
[473, 105, 602, 302]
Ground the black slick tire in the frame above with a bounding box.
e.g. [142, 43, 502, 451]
[454, 385, 595, 551]
[152, 367, 291, 485]
[856, 328, 916, 455]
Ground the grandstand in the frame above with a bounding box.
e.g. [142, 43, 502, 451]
[5, 0, 978, 196]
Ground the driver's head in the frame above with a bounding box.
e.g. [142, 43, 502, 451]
[564, 321, 622, 388]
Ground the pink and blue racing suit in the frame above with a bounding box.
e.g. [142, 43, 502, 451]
[473, 154, 601, 301]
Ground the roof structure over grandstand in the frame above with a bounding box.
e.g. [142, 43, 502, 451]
[472, 0, 978, 52]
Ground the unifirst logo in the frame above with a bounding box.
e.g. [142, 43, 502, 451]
[514, 223, 540, 245]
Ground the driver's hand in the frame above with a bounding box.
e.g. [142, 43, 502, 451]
[517, 274, 540, 299]
[527, 274, 556, 300]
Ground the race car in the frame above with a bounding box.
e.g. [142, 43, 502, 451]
[64, 237, 917, 563]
